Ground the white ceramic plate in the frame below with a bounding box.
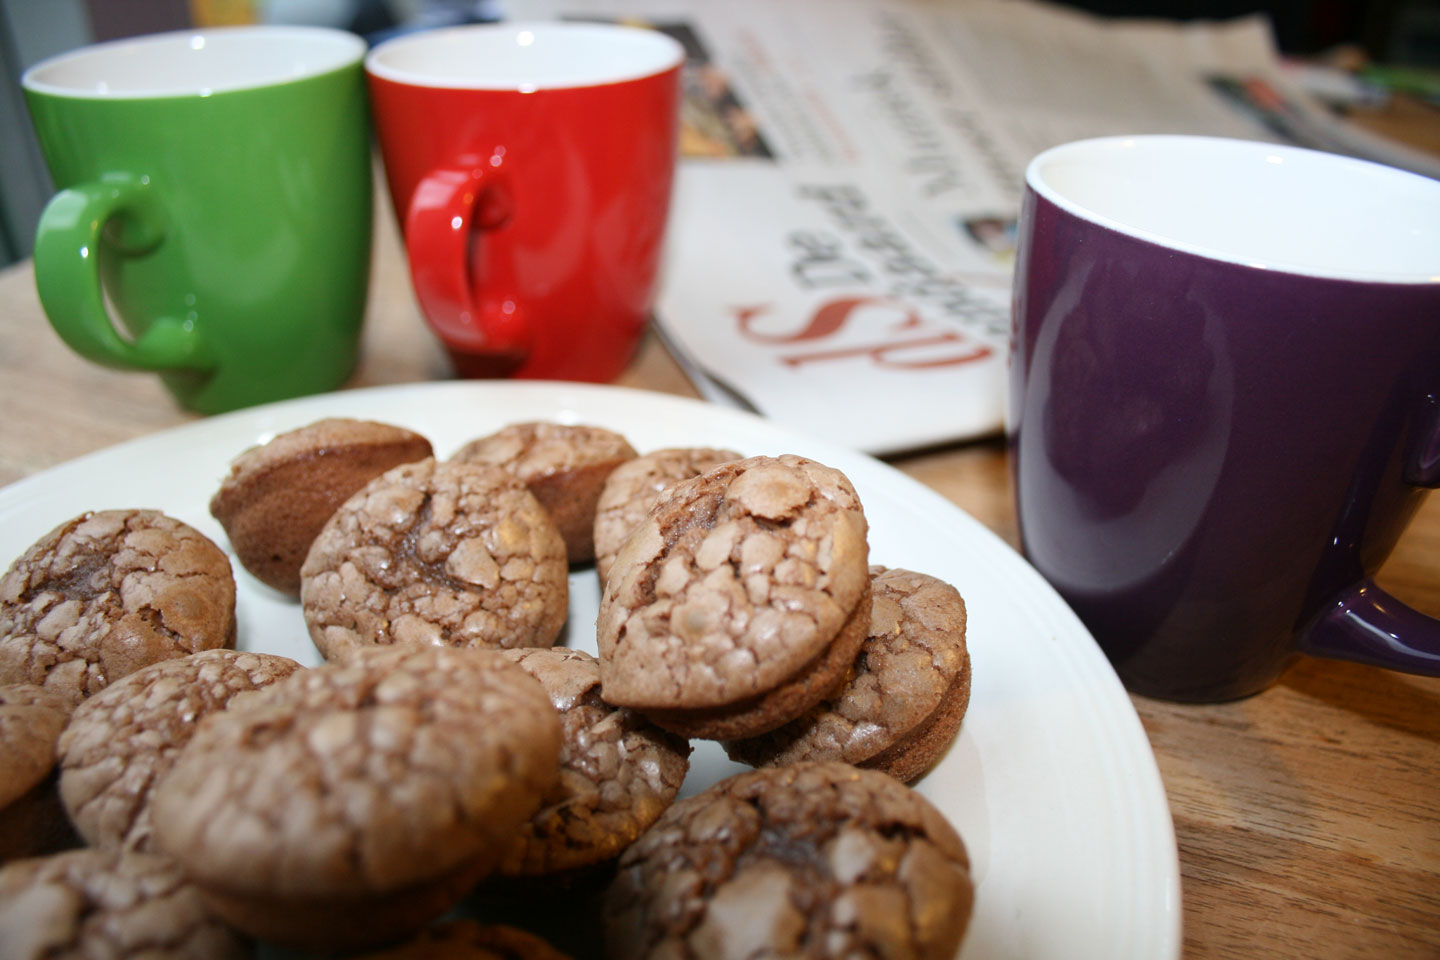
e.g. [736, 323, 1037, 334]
[0, 382, 1179, 960]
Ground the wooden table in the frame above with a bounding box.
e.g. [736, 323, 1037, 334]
[1, 195, 1436, 959]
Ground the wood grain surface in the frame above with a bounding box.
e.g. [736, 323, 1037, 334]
[1, 174, 1436, 960]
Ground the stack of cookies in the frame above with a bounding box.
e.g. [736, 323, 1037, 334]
[0, 417, 975, 960]
[592, 450, 972, 785]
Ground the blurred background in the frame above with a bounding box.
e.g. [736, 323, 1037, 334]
[1, 0, 1437, 268]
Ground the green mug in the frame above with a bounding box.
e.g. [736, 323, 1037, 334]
[22, 26, 373, 414]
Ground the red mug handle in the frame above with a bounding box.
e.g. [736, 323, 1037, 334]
[404, 160, 527, 359]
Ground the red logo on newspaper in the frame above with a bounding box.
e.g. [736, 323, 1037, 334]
[734, 297, 992, 369]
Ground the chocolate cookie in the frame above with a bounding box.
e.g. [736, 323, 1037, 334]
[149, 645, 563, 950]
[0, 683, 76, 861]
[0, 848, 248, 960]
[724, 566, 971, 783]
[495, 647, 690, 878]
[57, 649, 302, 853]
[210, 417, 433, 595]
[0, 510, 236, 704]
[451, 422, 637, 564]
[300, 459, 568, 662]
[596, 455, 871, 740]
[592, 447, 741, 586]
[605, 762, 973, 960]
[359, 920, 573, 960]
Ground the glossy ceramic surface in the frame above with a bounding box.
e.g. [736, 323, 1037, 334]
[1009, 135, 1440, 701]
[366, 23, 683, 381]
[23, 27, 372, 414]
[0, 382, 1180, 960]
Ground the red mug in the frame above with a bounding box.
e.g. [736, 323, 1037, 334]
[366, 23, 684, 380]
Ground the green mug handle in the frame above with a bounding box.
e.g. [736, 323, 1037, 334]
[33, 174, 213, 371]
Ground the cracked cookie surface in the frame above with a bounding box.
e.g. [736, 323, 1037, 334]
[596, 455, 870, 714]
[210, 417, 433, 595]
[604, 761, 973, 960]
[495, 647, 690, 877]
[451, 422, 637, 564]
[592, 447, 741, 587]
[149, 645, 562, 948]
[300, 459, 568, 661]
[0, 683, 71, 808]
[58, 648, 302, 853]
[724, 566, 970, 783]
[152, 645, 561, 899]
[0, 848, 248, 960]
[0, 510, 236, 704]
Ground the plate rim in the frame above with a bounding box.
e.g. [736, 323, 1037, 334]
[0, 379, 1181, 960]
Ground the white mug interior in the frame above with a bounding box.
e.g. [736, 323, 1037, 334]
[1027, 135, 1440, 283]
[21, 26, 365, 99]
[365, 22, 685, 91]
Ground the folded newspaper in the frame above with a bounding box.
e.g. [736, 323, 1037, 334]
[509, 0, 1440, 455]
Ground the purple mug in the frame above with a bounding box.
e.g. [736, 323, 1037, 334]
[1009, 135, 1440, 702]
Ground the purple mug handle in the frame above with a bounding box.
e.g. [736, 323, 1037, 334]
[1300, 395, 1440, 674]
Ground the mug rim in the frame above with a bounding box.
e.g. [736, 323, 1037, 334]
[365, 21, 685, 92]
[1026, 134, 1440, 285]
[21, 25, 366, 100]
